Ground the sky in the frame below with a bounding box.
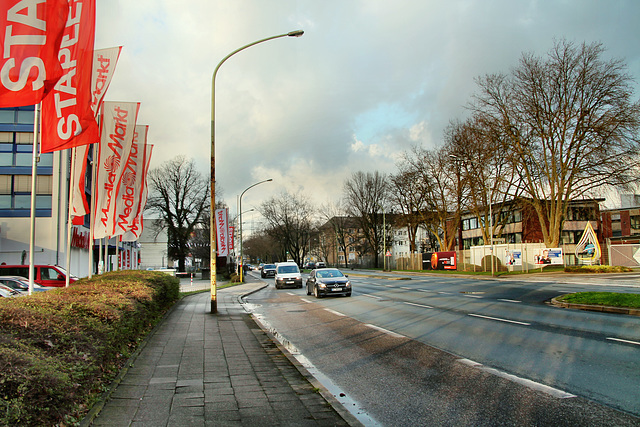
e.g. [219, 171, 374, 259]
[95, 0, 640, 222]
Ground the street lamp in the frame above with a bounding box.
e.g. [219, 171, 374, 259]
[210, 30, 303, 313]
[240, 179, 273, 282]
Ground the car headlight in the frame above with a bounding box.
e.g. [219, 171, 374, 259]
[318, 283, 326, 288]
[345, 281, 351, 287]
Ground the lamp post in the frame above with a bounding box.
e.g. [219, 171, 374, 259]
[239, 179, 272, 282]
[210, 30, 303, 313]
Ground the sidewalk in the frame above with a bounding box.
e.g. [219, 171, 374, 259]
[86, 277, 355, 426]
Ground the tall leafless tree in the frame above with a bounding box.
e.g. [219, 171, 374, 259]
[343, 171, 389, 268]
[471, 39, 640, 246]
[319, 201, 358, 268]
[146, 156, 210, 271]
[260, 191, 314, 266]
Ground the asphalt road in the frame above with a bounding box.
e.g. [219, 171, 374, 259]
[243, 270, 640, 426]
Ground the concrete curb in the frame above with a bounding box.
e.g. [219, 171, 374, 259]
[550, 297, 640, 316]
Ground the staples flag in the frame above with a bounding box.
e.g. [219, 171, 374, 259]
[70, 46, 122, 225]
[93, 101, 140, 239]
[113, 126, 150, 237]
[0, 0, 69, 107]
[41, 0, 98, 153]
[216, 208, 229, 257]
[121, 141, 153, 242]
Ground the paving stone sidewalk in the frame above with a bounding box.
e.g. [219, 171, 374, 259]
[87, 281, 353, 426]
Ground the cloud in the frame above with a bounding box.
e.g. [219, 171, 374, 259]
[95, 0, 640, 216]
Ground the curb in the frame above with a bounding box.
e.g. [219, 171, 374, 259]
[550, 297, 640, 316]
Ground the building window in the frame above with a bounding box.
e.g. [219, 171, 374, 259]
[0, 174, 52, 211]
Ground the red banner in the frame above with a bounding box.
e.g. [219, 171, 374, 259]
[93, 101, 140, 239]
[41, 0, 97, 153]
[216, 208, 229, 257]
[0, 0, 69, 107]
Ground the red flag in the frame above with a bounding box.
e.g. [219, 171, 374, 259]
[70, 143, 89, 224]
[93, 101, 140, 239]
[0, 0, 69, 107]
[41, 0, 97, 153]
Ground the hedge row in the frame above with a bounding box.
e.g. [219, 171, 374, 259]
[0, 270, 180, 426]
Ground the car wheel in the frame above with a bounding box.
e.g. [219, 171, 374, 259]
[306, 286, 311, 295]
[345, 292, 352, 297]
[314, 286, 323, 298]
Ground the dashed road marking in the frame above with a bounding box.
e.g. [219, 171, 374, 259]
[404, 302, 433, 309]
[364, 324, 406, 339]
[457, 358, 576, 398]
[324, 308, 345, 317]
[607, 337, 640, 346]
[469, 313, 531, 326]
[498, 299, 521, 303]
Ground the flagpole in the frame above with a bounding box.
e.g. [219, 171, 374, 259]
[65, 148, 75, 287]
[28, 104, 41, 296]
[88, 144, 95, 278]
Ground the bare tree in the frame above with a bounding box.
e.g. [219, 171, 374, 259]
[319, 201, 357, 268]
[471, 39, 640, 246]
[260, 191, 314, 266]
[343, 171, 389, 268]
[146, 156, 210, 271]
[390, 161, 431, 253]
[445, 117, 521, 246]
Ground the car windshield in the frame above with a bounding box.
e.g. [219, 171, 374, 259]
[278, 266, 298, 274]
[265, 264, 276, 269]
[316, 269, 344, 279]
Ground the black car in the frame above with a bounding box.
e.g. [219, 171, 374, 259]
[306, 268, 351, 298]
[261, 264, 277, 278]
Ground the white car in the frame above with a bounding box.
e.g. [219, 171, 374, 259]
[274, 262, 302, 289]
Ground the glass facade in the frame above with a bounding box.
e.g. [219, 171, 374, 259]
[0, 106, 53, 217]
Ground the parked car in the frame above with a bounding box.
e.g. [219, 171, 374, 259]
[260, 263, 277, 278]
[0, 265, 77, 287]
[274, 262, 302, 289]
[316, 261, 326, 268]
[303, 262, 316, 270]
[0, 284, 22, 298]
[306, 268, 351, 298]
[0, 276, 51, 293]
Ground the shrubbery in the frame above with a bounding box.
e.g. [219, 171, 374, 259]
[0, 270, 179, 426]
[564, 265, 633, 273]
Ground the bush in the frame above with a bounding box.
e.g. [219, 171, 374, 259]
[564, 265, 633, 273]
[0, 270, 179, 426]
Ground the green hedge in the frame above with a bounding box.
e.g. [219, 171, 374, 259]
[0, 270, 179, 426]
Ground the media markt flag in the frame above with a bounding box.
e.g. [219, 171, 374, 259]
[93, 101, 140, 239]
[0, 0, 69, 107]
[215, 208, 229, 257]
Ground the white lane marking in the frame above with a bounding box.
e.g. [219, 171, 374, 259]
[325, 308, 345, 317]
[363, 294, 383, 300]
[364, 324, 406, 339]
[300, 298, 313, 303]
[607, 337, 640, 346]
[438, 291, 451, 295]
[463, 294, 483, 299]
[287, 292, 296, 296]
[384, 284, 394, 287]
[401, 286, 412, 290]
[417, 289, 432, 292]
[404, 302, 433, 309]
[457, 358, 576, 399]
[498, 299, 521, 303]
[468, 313, 531, 326]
